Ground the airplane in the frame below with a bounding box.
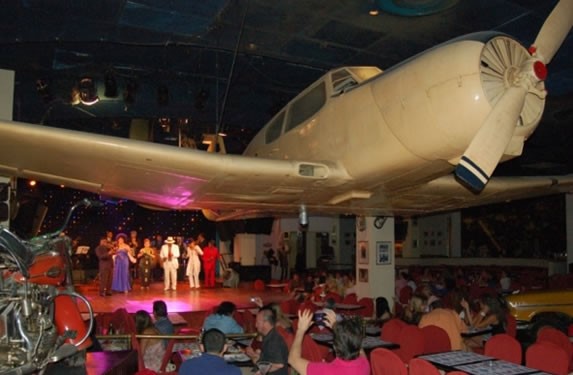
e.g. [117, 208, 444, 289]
[0, 0, 572, 222]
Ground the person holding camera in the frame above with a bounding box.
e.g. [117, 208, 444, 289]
[289, 309, 369, 375]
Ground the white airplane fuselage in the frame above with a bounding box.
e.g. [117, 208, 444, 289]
[244, 32, 544, 191]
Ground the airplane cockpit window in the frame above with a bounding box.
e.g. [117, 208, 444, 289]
[348, 67, 383, 81]
[265, 110, 286, 144]
[332, 69, 358, 95]
[285, 81, 326, 132]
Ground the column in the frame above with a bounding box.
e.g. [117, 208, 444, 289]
[355, 216, 395, 307]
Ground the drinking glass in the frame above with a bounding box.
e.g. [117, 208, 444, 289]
[257, 361, 272, 375]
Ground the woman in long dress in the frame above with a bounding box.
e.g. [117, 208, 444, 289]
[137, 238, 156, 289]
[111, 233, 136, 293]
[185, 238, 203, 289]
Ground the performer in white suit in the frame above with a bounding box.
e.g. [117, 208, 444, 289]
[160, 236, 180, 291]
[185, 238, 204, 289]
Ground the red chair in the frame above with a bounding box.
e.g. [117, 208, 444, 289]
[484, 333, 522, 364]
[280, 299, 298, 315]
[276, 326, 294, 351]
[370, 348, 407, 375]
[342, 293, 358, 305]
[356, 297, 374, 318]
[408, 358, 441, 375]
[298, 300, 318, 314]
[394, 324, 425, 363]
[505, 314, 517, 338]
[526, 341, 569, 375]
[381, 318, 406, 343]
[536, 326, 573, 370]
[254, 279, 265, 291]
[421, 325, 451, 354]
[398, 286, 413, 305]
[301, 334, 330, 362]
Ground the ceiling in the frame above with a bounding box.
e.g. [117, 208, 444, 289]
[0, 0, 571, 175]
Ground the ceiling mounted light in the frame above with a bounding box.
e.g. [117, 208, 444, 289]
[79, 77, 99, 106]
[369, 1, 380, 16]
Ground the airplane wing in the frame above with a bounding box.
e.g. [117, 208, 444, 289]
[1, 120, 572, 221]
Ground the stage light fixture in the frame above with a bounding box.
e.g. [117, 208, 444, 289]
[79, 77, 99, 106]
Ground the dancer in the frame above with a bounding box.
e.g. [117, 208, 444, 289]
[185, 238, 203, 289]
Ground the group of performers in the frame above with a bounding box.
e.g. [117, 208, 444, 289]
[95, 231, 220, 295]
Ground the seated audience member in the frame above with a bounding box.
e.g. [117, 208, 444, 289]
[245, 306, 288, 375]
[461, 294, 506, 349]
[252, 297, 293, 333]
[375, 297, 392, 321]
[179, 328, 240, 375]
[203, 301, 244, 335]
[403, 294, 427, 325]
[153, 300, 174, 339]
[289, 309, 369, 375]
[499, 270, 512, 293]
[135, 310, 165, 372]
[419, 305, 468, 351]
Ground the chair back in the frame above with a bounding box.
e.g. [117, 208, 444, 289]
[280, 299, 298, 315]
[342, 293, 358, 304]
[298, 300, 318, 314]
[421, 325, 451, 354]
[394, 324, 425, 363]
[505, 314, 517, 338]
[526, 341, 569, 375]
[254, 279, 265, 291]
[381, 318, 406, 343]
[370, 348, 407, 375]
[398, 286, 413, 305]
[536, 326, 573, 370]
[301, 334, 329, 362]
[484, 333, 522, 364]
[357, 297, 374, 318]
[408, 358, 441, 375]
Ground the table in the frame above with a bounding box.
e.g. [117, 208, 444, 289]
[310, 333, 398, 350]
[365, 325, 381, 336]
[418, 351, 550, 375]
[462, 326, 493, 338]
[312, 302, 364, 311]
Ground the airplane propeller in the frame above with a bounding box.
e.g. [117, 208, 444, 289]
[455, 0, 573, 192]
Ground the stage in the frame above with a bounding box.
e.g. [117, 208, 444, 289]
[75, 279, 289, 315]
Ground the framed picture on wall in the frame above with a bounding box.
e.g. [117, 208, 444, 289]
[358, 241, 369, 264]
[376, 241, 392, 265]
[359, 268, 369, 282]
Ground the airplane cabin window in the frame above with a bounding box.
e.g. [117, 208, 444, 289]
[265, 111, 286, 144]
[285, 81, 326, 132]
[348, 67, 383, 81]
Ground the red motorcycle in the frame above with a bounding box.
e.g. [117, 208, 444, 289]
[0, 199, 99, 374]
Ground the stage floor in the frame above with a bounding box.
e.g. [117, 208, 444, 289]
[75, 279, 289, 314]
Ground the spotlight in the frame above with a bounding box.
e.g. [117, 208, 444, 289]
[104, 70, 118, 98]
[79, 77, 99, 106]
[369, 0, 380, 15]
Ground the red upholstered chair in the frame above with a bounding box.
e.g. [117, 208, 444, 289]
[381, 318, 407, 343]
[276, 326, 294, 351]
[298, 300, 318, 314]
[526, 341, 569, 375]
[301, 334, 330, 362]
[342, 293, 358, 305]
[357, 297, 374, 318]
[536, 326, 573, 370]
[254, 279, 265, 291]
[421, 325, 451, 354]
[398, 286, 413, 305]
[394, 324, 425, 363]
[505, 314, 517, 338]
[408, 358, 441, 375]
[370, 348, 407, 375]
[484, 333, 522, 364]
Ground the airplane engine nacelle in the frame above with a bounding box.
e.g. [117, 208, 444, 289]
[371, 32, 544, 164]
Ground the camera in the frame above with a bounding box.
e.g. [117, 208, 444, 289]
[313, 312, 326, 325]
